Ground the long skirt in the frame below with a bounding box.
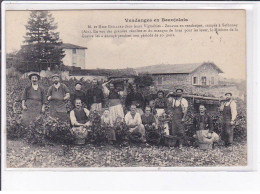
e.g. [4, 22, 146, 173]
[156, 108, 165, 117]
[195, 130, 219, 144]
[22, 99, 42, 126]
[109, 104, 124, 123]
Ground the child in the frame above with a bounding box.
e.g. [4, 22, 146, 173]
[101, 108, 116, 144]
[158, 112, 170, 135]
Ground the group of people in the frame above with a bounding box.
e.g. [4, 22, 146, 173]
[21, 72, 238, 148]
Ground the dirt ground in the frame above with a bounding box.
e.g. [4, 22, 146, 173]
[6, 140, 247, 168]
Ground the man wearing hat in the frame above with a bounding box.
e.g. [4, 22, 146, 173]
[168, 89, 188, 148]
[21, 72, 46, 125]
[219, 92, 237, 147]
[47, 74, 70, 121]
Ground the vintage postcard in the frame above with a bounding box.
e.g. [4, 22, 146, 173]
[3, 9, 247, 168]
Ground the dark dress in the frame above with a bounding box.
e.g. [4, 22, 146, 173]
[154, 98, 168, 109]
[86, 87, 104, 109]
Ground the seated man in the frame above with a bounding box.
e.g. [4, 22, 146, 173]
[125, 104, 146, 143]
[193, 104, 219, 147]
[70, 98, 92, 145]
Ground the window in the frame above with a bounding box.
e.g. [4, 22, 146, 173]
[201, 76, 207, 86]
[72, 49, 76, 54]
[158, 77, 163, 85]
[192, 76, 198, 85]
[211, 77, 215, 85]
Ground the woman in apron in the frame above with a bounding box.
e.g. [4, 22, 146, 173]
[103, 81, 124, 124]
[21, 72, 46, 125]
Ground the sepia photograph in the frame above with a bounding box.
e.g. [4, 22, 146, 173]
[4, 9, 247, 168]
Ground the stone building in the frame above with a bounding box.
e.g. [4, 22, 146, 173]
[136, 62, 224, 90]
[61, 43, 87, 69]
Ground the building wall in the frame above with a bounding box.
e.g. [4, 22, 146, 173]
[62, 48, 86, 69]
[190, 63, 220, 86]
[62, 49, 72, 67]
[153, 74, 190, 87]
[153, 64, 220, 88]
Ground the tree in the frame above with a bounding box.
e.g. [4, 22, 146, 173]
[18, 11, 64, 72]
[134, 73, 154, 88]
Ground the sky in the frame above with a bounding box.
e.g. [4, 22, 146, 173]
[5, 10, 246, 80]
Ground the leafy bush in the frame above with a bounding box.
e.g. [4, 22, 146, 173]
[26, 115, 73, 145]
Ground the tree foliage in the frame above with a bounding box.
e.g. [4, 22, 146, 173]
[15, 11, 65, 73]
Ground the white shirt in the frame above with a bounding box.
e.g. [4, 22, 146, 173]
[125, 112, 142, 126]
[70, 108, 90, 126]
[169, 97, 188, 111]
[32, 84, 39, 90]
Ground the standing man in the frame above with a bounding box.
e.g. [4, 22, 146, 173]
[47, 74, 70, 121]
[125, 83, 145, 115]
[219, 93, 237, 147]
[21, 72, 46, 125]
[125, 104, 146, 142]
[193, 104, 219, 147]
[86, 79, 104, 114]
[168, 89, 188, 148]
[71, 82, 86, 108]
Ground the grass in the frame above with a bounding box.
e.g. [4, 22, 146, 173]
[7, 139, 247, 168]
